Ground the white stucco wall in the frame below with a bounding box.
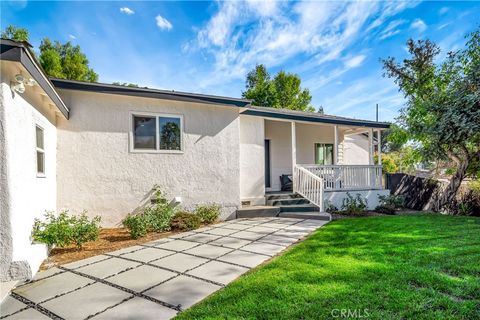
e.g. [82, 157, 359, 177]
[343, 134, 370, 165]
[0, 79, 56, 279]
[239, 115, 265, 205]
[56, 90, 241, 226]
[324, 189, 390, 210]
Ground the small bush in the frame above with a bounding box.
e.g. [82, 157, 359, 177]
[144, 205, 175, 232]
[341, 193, 367, 215]
[32, 210, 101, 249]
[122, 214, 148, 239]
[195, 204, 221, 224]
[170, 212, 201, 231]
[375, 194, 404, 215]
[325, 201, 339, 214]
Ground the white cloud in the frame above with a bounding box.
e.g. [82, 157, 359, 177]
[410, 19, 427, 32]
[344, 55, 366, 68]
[439, 7, 449, 15]
[120, 7, 134, 15]
[378, 19, 406, 40]
[69, 34, 76, 40]
[156, 15, 173, 31]
[187, 1, 419, 90]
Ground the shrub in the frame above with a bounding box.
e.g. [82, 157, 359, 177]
[170, 212, 201, 231]
[324, 201, 339, 214]
[341, 193, 367, 215]
[122, 214, 148, 239]
[195, 204, 221, 224]
[375, 194, 404, 215]
[144, 204, 175, 232]
[32, 210, 101, 249]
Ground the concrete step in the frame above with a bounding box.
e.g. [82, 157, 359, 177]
[265, 192, 302, 201]
[278, 211, 331, 221]
[279, 204, 319, 212]
[267, 198, 310, 206]
[236, 206, 280, 219]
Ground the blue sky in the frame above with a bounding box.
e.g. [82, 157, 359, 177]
[2, 1, 479, 121]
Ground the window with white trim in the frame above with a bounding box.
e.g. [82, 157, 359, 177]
[36, 125, 45, 175]
[132, 114, 182, 152]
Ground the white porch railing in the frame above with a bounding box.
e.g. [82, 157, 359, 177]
[293, 165, 324, 211]
[299, 165, 383, 191]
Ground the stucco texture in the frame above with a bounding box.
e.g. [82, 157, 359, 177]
[0, 76, 55, 281]
[239, 115, 265, 205]
[56, 90, 242, 226]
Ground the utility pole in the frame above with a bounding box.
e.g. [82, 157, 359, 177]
[376, 103, 379, 122]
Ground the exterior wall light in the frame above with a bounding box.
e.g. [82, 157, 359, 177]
[11, 74, 37, 94]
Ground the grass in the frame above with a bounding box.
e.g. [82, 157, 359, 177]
[176, 214, 480, 320]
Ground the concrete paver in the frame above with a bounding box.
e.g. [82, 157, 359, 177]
[14, 271, 94, 303]
[92, 297, 177, 320]
[40, 282, 131, 320]
[2, 217, 327, 319]
[143, 275, 222, 310]
[75, 257, 141, 279]
[106, 265, 177, 292]
[187, 261, 249, 285]
[150, 253, 208, 273]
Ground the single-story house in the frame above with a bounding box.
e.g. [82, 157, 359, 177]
[0, 39, 389, 286]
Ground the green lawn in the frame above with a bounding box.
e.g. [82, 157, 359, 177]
[177, 215, 480, 320]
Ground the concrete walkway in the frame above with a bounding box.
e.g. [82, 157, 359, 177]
[0, 217, 328, 320]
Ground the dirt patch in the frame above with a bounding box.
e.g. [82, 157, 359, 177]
[39, 227, 183, 271]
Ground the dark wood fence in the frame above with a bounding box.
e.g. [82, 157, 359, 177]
[385, 173, 439, 210]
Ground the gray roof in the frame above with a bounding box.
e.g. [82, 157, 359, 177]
[0, 39, 69, 118]
[241, 106, 390, 129]
[51, 78, 252, 108]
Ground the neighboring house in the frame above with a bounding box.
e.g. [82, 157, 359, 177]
[0, 39, 389, 286]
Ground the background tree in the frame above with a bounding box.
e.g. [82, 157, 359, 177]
[39, 38, 98, 82]
[2, 25, 98, 82]
[1, 25, 29, 42]
[382, 29, 480, 211]
[242, 64, 276, 107]
[242, 64, 314, 111]
[112, 82, 139, 88]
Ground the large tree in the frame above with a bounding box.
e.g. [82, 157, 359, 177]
[382, 29, 480, 211]
[2, 25, 98, 82]
[242, 64, 314, 111]
[39, 38, 98, 82]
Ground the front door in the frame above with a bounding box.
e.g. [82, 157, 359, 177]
[265, 139, 271, 188]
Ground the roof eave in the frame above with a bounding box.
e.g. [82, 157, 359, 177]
[0, 40, 70, 119]
[241, 108, 390, 129]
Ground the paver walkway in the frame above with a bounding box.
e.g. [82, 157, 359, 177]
[0, 217, 328, 320]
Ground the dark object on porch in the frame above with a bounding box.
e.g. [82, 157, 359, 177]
[280, 175, 293, 191]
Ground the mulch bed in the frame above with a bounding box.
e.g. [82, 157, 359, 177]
[39, 227, 184, 271]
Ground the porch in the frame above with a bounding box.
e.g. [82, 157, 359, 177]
[263, 118, 387, 212]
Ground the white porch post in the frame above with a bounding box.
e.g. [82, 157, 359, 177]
[377, 129, 382, 165]
[291, 122, 296, 173]
[368, 128, 374, 165]
[333, 125, 339, 165]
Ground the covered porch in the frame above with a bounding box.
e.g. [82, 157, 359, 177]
[262, 114, 388, 212]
